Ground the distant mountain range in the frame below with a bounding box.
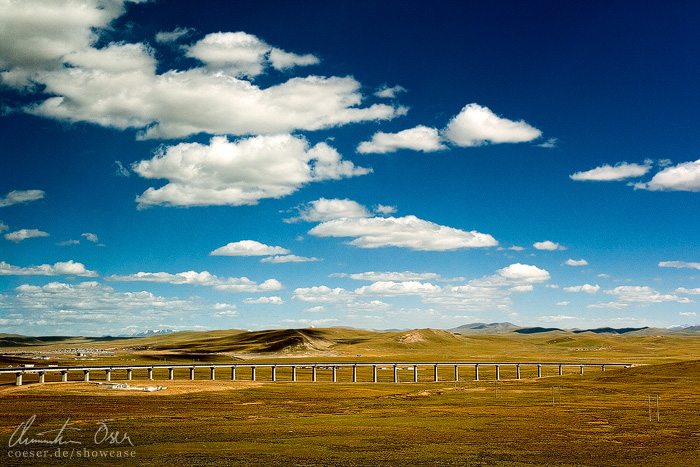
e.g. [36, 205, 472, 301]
[120, 329, 178, 338]
[448, 322, 700, 336]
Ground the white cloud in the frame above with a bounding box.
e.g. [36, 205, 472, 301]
[563, 284, 600, 294]
[211, 309, 239, 317]
[355, 281, 442, 296]
[634, 159, 700, 192]
[5, 228, 49, 242]
[533, 240, 566, 251]
[441, 103, 542, 147]
[106, 270, 283, 293]
[604, 286, 693, 304]
[185, 32, 319, 78]
[482, 263, 551, 285]
[57, 239, 80, 246]
[286, 198, 372, 223]
[538, 314, 577, 321]
[565, 258, 589, 266]
[659, 261, 700, 270]
[556, 301, 570, 306]
[81, 232, 99, 243]
[210, 240, 290, 256]
[292, 286, 355, 303]
[537, 137, 558, 149]
[587, 302, 629, 310]
[0, 0, 130, 88]
[9, 14, 405, 140]
[0, 260, 97, 277]
[679, 311, 697, 317]
[133, 135, 371, 208]
[570, 161, 651, 182]
[3, 280, 210, 335]
[0, 222, 7, 233]
[155, 27, 193, 44]
[332, 271, 461, 282]
[0, 189, 45, 208]
[309, 215, 497, 251]
[676, 288, 700, 295]
[304, 306, 326, 313]
[375, 84, 406, 99]
[243, 296, 284, 305]
[374, 204, 397, 215]
[261, 255, 320, 263]
[357, 126, 447, 154]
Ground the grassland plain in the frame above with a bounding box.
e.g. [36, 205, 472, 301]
[1, 329, 700, 465]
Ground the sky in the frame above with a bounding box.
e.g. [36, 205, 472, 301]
[1, 0, 699, 336]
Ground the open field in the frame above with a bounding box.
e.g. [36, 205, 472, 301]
[1, 329, 700, 465]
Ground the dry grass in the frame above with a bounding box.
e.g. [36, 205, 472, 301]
[1, 331, 700, 465]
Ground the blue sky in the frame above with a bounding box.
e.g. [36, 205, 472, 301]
[1, 0, 699, 336]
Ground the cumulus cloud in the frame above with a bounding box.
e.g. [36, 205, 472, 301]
[5, 228, 49, 242]
[537, 137, 558, 149]
[533, 241, 566, 251]
[286, 198, 372, 223]
[375, 84, 407, 98]
[133, 135, 371, 208]
[659, 261, 700, 270]
[309, 215, 497, 251]
[563, 284, 600, 294]
[243, 296, 284, 305]
[210, 240, 290, 256]
[634, 159, 700, 192]
[260, 255, 320, 263]
[81, 232, 99, 243]
[604, 286, 693, 304]
[441, 104, 542, 147]
[185, 31, 319, 78]
[0, 190, 45, 208]
[570, 161, 651, 182]
[357, 126, 447, 154]
[155, 27, 194, 44]
[2, 2, 405, 140]
[332, 271, 462, 282]
[355, 281, 442, 296]
[565, 258, 589, 266]
[292, 286, 355, 303]
[106, 270, 282, 293]
[3, 280, 209, 336]
[676, 288, 700, 295]
[0, 222, 7, 233]
[0, 260, 97, 277]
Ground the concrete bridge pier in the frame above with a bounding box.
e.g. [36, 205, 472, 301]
[105, 369, 111, 382]
[83, 370, 90, 382]
[210, 367, 216, 380]
[231, 367, 236, 381]
[558, 364, 563, 376]
[168, 368, 174, 380]
[189, 367, 195, 380]
[433, 364, 439, 382]
[352, 365, 357, 383]
[413, 365, 418, 383]
[474, 364, 479, 381]
[15, 372, 22, 386]
[332, 366, 337, 383]
[580, 365, 584, 376]
[251, 366, 256, 382]
[495, 365, 500, 381]
[537, 364, 542, 378]
[38, 372, 45, 384]
[312, 366, 317, 382]
[291, 366, 296, 382]
[271, 366, 276, 382]
[393, 365, 398, 383]
[61, 370, 68, 382]
[147, 368, 153, 380]
[127, 368, 133, 381]
[516, 364, 521, 380]
[454, 365, 459, 382]
[372, 365, 377, 383]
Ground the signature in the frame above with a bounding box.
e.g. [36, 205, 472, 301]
[9, 416, 133, 448]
